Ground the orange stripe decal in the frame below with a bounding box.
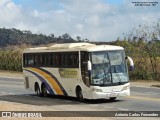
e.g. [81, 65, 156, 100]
[27, 67, 64, 95]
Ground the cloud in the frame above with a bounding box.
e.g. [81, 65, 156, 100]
[0, 0, 159, 41]
[0, 0, 22, 27]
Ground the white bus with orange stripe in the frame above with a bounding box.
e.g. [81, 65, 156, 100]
[23, 43, 134, 101]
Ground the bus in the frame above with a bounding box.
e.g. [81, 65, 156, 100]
[23, 43, 134, 101]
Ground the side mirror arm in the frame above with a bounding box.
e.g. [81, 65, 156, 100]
[87, 61, 92, 79]
[87, 61, 92, 71]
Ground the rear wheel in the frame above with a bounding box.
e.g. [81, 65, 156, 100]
[35, 84, 41, 96]
[41, 84, 48, 97]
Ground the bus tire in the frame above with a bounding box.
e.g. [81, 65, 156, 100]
[109, 97, 116, 101]
[76, 87, 84, 102]
[41, 83, 48, 97]
[35, 83, 41, 97]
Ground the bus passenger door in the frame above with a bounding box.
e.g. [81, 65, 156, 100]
[81, 52, 90, 87]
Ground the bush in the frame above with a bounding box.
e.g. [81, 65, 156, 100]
[0, 50, 22, 71]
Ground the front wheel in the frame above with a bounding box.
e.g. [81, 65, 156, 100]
[109, 97, 116, 101]
[77, 89, 84, 102]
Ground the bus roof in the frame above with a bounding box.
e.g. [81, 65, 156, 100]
[23, 43, 124, 53]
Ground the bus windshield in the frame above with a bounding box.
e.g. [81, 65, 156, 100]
[91, 51, 128, 86]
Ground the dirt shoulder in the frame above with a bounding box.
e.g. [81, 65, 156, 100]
[0, 70, 23, 78]
[130, 80, 160, 88]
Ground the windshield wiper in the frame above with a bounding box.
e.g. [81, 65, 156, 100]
[102, 52, 107, 76]
[101, 52, 110, 85]
[114, 66, 122, 85]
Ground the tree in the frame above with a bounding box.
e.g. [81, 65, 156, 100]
[127, 19, 160, 80]
[61, 33, 72, 39]
[50, 33, 54, 38]
[116, 37, 120, 41]
[0, 28, 76, 47]
[77, 36, 81, 42]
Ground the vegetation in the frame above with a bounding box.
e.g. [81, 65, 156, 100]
[115, 20, 160, 81]
[0, 50, 22, 71]
[0, 28, 76, 47]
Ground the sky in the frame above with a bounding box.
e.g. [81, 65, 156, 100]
[0, 0, 159, 41]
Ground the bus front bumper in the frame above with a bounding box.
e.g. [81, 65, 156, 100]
[90, 89, 130, 99]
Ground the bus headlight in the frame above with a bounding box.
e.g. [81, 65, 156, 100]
[92, 88, 103, 92]
[122, 85, 129, 91]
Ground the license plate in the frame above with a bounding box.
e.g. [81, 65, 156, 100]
[110, 92, 118, 97]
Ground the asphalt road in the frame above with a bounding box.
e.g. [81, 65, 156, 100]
[0, 76, 160, 118]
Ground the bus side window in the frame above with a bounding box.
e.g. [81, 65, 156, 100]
[69, 54, 74, 66]
[51, 54, 55, 66]
[73, 54, 78, 67]
[61, 54, 65, 67]
[55, 54, 61, 67]
[24, 54, 28, 67]
[41, 54, 45, 66]
[39, 54, 43, 66]
[44, 53, 50, 66]
[34, 54, 39, 66]
[50, 54, 54, 65]
[68, 53, 79, 68]
[28, 54, 34, 66]
[64, 54, 69, 66]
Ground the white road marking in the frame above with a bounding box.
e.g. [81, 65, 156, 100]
[25, 94, 30, 96]
[64, 100, 73, 103]
[103, 106, 114, 109]
[0, 92, 16, 95]
[145, 92, 159, 95]
[8, 93, 15, 95]
[1, 92, 6, 94]
[90, 104, 99, 107]
[90, 104, 114, 110]
[24, 94, 40, 97]
[0, 80, 23, 84]
[117, 108, 128, 111]
[26, 94, 39, 97]
[0, 76, 23, 79]
[131, 85, 160, 89]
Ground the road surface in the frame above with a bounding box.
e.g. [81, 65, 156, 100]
[0, 76, 160, 118]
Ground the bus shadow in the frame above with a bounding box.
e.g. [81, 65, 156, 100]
[46, 94, 123, 104]
[83, 99, 122, 104]
[0, 94, 123, 106]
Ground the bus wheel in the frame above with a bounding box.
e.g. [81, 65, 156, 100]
[41, 84, 48, 97]
[109, 97, 116, 101]
[35, 83, 41, 96]
[76, 88, 84, 102]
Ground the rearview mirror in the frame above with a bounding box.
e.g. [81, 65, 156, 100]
[87, 61, 92, 71]
[126, 56, 134, 71]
